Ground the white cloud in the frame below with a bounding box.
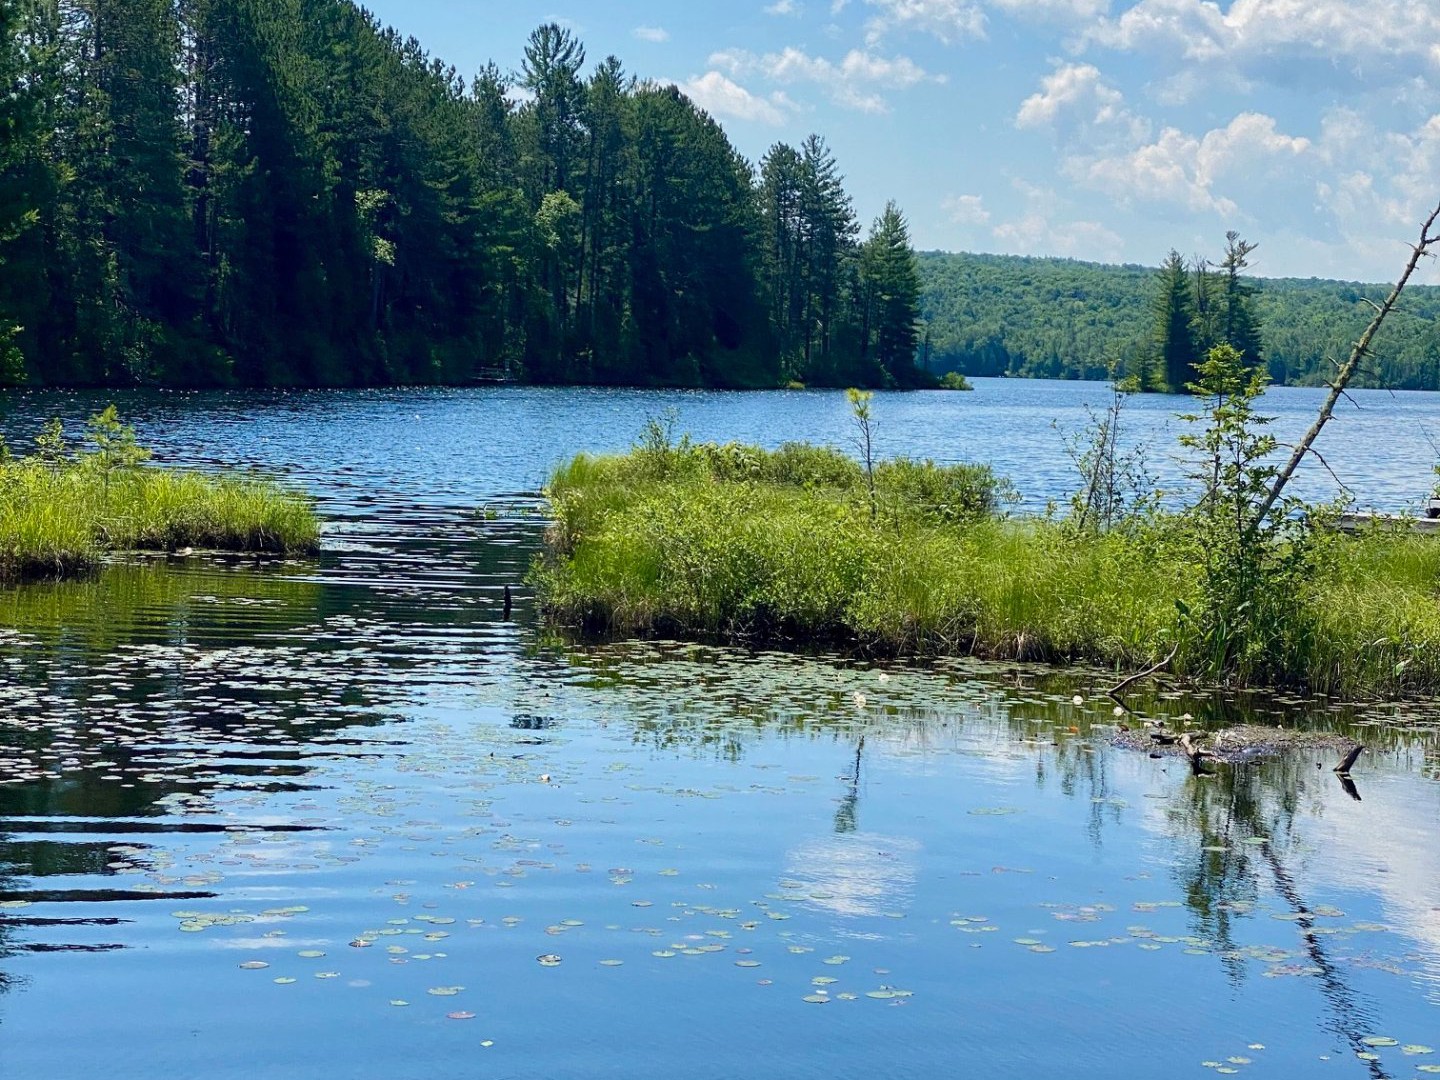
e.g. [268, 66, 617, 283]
[1016, 62, 1150, 150]
[990, 0, 1110, 20]
[1088, 0, 1440, 90]
[943, 193, 991, 225]
[1314, 110, 1440, 232]
[632, 25, 670, 43]
[765, 0, 803, 13]
[1071, 112, 1310, 216]
[1017, 63, 1115, 127]
[711, 46, 940, 113]
[678, 71, 797, 125]
[863, 0, 987, 45]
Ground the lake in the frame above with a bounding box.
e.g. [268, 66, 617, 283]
[0, 381, 1437, 1079]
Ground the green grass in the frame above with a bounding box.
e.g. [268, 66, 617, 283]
[0, 455, 320, 583]
[533, 441, 1440, 698]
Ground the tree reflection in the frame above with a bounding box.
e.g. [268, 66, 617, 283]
[833, 736, 864, 835]
[1165, 756, 1394, 1078]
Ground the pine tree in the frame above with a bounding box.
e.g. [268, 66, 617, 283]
[797, 134, 857, 383]
[858, 201, 921, 383]
[0, 0, 35, 382]
[758, 142, 805, 378]
[1154, 250, 1198, 391]
[1219, 231, 1263, 368]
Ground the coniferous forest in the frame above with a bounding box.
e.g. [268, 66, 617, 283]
[5, 0, 1440, 393]
[0, 5, 927, 389]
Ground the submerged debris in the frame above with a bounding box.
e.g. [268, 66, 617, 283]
[1112, 724, 1356, 763]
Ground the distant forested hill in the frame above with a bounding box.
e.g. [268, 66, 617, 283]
[918, 251, 1440, 390]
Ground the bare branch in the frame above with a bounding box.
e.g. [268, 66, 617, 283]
[1304, 444, 1353, 493]
[1255, 200, 1440, 524]
[1334, 744, 1365, 775]
[1107, 644, 1179, 707]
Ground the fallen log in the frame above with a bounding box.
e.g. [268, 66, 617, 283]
[1178, 732, 1211, 776]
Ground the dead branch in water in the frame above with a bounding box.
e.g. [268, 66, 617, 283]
[1107, 644, 1178, 710]
[1178, 732, 1211, 776]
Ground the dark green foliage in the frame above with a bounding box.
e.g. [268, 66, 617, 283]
[0, 0, 35, 384]
[858, 202, 923, 379]
[0, 10, 925, 389]
[920, 250, 1440, 389]
[1218, 232, 1264, 369]
[758, 137, 928, 388]
[1154, 251, 1197, 391]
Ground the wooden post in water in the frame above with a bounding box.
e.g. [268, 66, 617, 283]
[503, 585, 513, 620]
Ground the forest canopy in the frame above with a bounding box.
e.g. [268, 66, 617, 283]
[0, 5, 928, 390]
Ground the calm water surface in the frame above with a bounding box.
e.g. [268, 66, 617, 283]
[0, 382, 1438, 1079]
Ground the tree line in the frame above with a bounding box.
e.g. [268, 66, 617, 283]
[919, 249, 1440, 390]
[0, 5, 927, 389]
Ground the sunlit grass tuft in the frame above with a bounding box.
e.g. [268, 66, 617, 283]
[534, 442, 1440, 697]
[0, 455, 320, 583]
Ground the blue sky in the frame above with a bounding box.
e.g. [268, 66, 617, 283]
[358, 0, 1440, 283]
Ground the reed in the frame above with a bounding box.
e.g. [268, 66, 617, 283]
[534, 442, 1440, 698]
[0, 448, 319, 583]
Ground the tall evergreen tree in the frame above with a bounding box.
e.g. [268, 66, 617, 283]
[0, 0, 35, 383]
[1154, 250, 1198, 391]
[1219, 231, 1263, 368]
[858, 201, 921, 383]
[0, 11, 919, 391]
[797, 134, 857, 383]
[758, 142, 805, 378]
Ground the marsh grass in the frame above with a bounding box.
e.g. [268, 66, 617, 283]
[535, 441, 1440, 698]
[0, 423, 320, 582]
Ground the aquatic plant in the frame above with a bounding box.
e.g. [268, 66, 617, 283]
[0, 411, 320, 582]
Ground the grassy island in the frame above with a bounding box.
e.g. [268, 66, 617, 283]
[1, 408, 320, 583]
[534, 380, 1440, 699]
